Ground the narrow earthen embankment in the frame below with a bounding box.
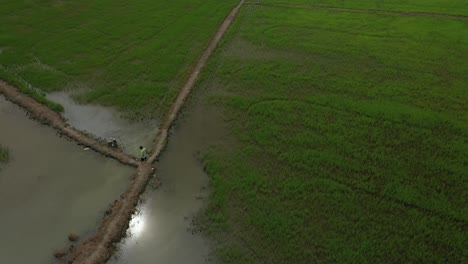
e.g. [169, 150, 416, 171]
[0, 81, 139, 167]
[70, 1, 245, 263]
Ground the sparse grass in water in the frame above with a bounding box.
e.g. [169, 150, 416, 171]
[197, 4, 468, 263]
[0, 145, 9, 163]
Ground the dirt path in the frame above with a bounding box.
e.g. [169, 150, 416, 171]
[70, 1, 245, 263]
[0, 81, 139, 167]
[245, 1, 468, 19]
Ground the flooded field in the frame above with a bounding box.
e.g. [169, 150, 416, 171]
[0, 96, 133, 264]
[47, 92, 158, 155]
[108, 97, 226, 264]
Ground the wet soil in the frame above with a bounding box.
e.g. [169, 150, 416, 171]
[0, 96, 133, 264]
[47, 92, 158, 155]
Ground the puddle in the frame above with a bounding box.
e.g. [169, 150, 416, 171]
[108, 97, 227, 264]
[0, 96, 133, 264]
[47, 92, 158, 156]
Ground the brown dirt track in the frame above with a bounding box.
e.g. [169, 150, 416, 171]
[67, 1, 244, 263]
[0, 1, 244, 263]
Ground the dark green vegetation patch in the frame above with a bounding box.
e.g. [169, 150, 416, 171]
[198, 3, 468, 263]
[0, 0, 238, 118]
[258, 0, 468, 16]
[0, 145, 9, 163]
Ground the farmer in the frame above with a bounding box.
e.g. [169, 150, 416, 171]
[139, 146, 148, 161]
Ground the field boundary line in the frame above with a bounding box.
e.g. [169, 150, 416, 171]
[70, 1, 246, 263]
[245, 1, 468, 20]
[0, 80, 139, 167]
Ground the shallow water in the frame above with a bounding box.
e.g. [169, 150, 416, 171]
[108, 98, 227, 264]
[0, 96, 133, 264]
[47, 92, 158, 156]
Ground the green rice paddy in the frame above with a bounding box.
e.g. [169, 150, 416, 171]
[197, 3, 468, 263]
[0, 0, 238, 118]
[1, 0, 466, 263]
[258, 0, 468, 15]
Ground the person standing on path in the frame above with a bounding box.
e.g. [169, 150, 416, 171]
[139, 146, 148, 161]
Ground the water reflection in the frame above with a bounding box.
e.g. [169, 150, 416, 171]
[128, 210, 147, 238]
[47, 92, 158, 155]
[0, 96, 133, 264]
[108, 97, 223, 264]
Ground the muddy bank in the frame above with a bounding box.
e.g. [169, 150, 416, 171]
[47, 92, 158, 155]
[0, 96, 133, 264]
[69, 163, 156, 263]
[0, 81, 138, 167]
[108, 94, 228, 264]
[70, 1, 245, 263]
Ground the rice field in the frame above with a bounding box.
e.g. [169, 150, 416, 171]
[255, 0, 468, 15]
[196, 3, 468, 263]
[0, 0, 238, 118]
[1, 0, 466, 263]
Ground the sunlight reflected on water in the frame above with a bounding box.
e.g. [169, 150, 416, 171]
[128, 210, 147, 238]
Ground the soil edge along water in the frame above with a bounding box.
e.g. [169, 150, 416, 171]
[0, 96, 133, 264]
[108, 94, 226, 263]
[70, 1, 245, 263]
[0, 81, 138, 167]
[47, 91, 158, 154]
[0, 1, 244, 263]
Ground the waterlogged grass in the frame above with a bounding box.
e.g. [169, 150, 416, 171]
[0, 66, 64, 112]
[258, 0, 468, 15]
[0, 0, 238, 119]
[198, 4, 468, 263]
[0, 145, 9, 163]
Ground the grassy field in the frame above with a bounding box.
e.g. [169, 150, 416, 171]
[256, 0, 468, 15]
[0, 0, 238, 118]
[0, 145, 9, 163]
[2, 0, 466, 262]
[197, 3, 468, 263]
